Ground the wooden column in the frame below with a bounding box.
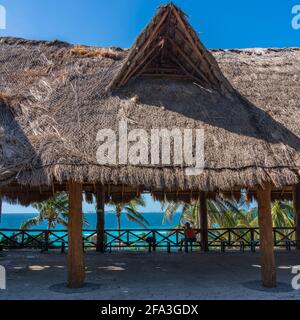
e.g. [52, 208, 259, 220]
[293, 183, 300, 250]
[96, 185, 105, 252]
[257, 183, 276, 288]
[199, 191, 209, 252]
[67, 181, 85, 288]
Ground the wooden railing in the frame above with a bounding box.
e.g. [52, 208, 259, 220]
[0, 227, 297, 252]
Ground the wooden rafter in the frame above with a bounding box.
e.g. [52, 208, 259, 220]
[171, 6, 232, 91]
[171, 7, 216, 80]
[173, 27, 216, 82]
[168, 38, 211, 86]
[120, 39, 164, 86]
[135, 51, 162, 79]
[169, 54, 207, 84]
[109, 4, 232, 92]
[115, 8, 170, 87]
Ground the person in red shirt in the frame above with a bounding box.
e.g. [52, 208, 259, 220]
[179, 222, 196, 251]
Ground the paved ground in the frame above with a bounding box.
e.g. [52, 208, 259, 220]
[0, 250, 299, 300]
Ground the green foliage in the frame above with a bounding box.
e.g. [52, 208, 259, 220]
[20, 193, 69, 230]
[162, 193, 295, 229]
[109, 197, 149, 230]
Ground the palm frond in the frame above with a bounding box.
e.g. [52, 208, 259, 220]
[20, 216, 43, 229]
[126, 213, 148, 228]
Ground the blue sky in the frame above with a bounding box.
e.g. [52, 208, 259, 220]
[0, 1, 299, 213]
[0, 0, 299, 48]
[3, 193, 161, 214]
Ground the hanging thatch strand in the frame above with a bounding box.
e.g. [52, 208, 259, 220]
[0, 3, 300, 204]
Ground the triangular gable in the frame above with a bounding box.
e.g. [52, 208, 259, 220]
[109, 3, 232, 93]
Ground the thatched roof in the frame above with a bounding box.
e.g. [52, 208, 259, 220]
[0, 4, 300, 204]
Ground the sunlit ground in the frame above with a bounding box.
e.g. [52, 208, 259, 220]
[0, 250, 300, 300]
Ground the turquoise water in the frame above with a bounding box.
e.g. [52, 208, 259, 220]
[0, 212, 182, 248]
[0, 212, 181, 230]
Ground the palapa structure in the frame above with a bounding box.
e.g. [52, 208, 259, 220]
[0, 3, 300, 288]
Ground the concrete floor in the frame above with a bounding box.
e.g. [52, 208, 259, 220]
[0, 250, 299, 300]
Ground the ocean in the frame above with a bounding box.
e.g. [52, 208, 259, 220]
[0, 212, 181, 230]
[0, 212, 182, 248]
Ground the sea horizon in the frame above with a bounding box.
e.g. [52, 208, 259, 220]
[0, 212, 181, 230]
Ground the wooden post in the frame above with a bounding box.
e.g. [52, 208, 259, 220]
[67, 181, 85, 288]
[0, 197, 2, 221]
[293, 183, 300, 250]
[257, 183, 276, 288]
[96, 185, 105, 252]
[199, 191, 209, 252]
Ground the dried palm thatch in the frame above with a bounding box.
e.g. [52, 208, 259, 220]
[0, 3, 299, 204]
[70, 46, 123, 60]
[151, 190, 201, 204]
[84, 191, 94, 204]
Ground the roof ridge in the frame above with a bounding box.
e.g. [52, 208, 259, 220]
[1, 37, 299, 53]
[0, 36, 71, 47]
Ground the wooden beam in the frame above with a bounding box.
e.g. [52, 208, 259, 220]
[119, 39, 164, 87]
[141, 74, 190, 80]
[257, 183, 277, 288]
[171, 6, 220, 86]
[115, 8, 170, 87]
[199, 191, 209, 252]
[126, 47, 162, 84]
[170, 54, 207, 84]
[168, 38, 211, 86]
[96, 184, 105, 253]
[144, 67, 179, 73]
[173, 27, 215, 80]
[67, 181, 85, 288]
[293, 183, 300, 250]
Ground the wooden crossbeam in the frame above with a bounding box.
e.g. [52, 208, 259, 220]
[171, 6, 221, 87]
[174, 27, 216, 82]
[170, 54, 209, 85]
[115, 8, 170, 87]
[120, 39, 164, 86]
[169, 38, 211, 86]
[145, 67, 180, 73]
[141, 74, 190, 80]
[133, 50, 162, 80]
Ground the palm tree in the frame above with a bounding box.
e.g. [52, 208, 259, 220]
[162, 197, 295, 229]
[271, 201, 294, 227]
[109, 197, 149, 240]
[249, 201, 294, 227]
[162, 196, 296, 245]
[20, 193, 69, 230]
[163, 201, 198, 228]
[162, 195, 249, 229]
